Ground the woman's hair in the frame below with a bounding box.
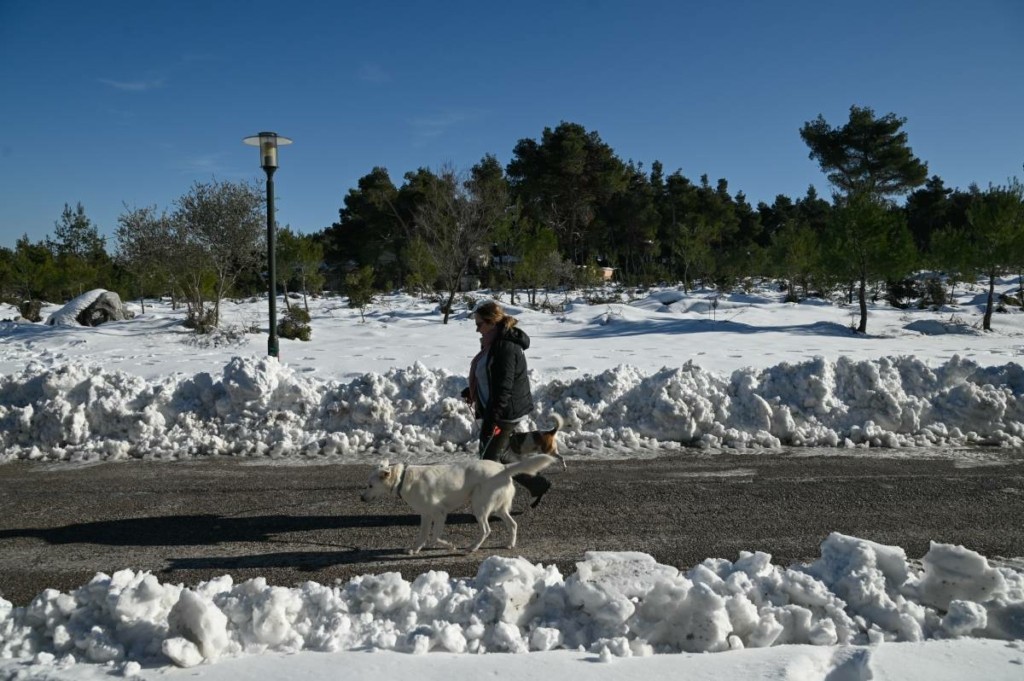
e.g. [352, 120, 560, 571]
[474, 300, 517, 331]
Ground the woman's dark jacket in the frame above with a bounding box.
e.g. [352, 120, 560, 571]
[476, 325, 534, 428]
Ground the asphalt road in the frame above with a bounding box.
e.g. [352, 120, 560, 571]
[1, 450, 1023, 606]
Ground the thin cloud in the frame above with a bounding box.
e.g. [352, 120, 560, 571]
[410, 110, 478, 145]
[177, 154, 228, 175]
[357, 62, 391, 84]
[98, 77, 166, 92]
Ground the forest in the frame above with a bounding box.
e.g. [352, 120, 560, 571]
[1, 105, 1021, 334]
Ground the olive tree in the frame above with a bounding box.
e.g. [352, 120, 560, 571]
[173, 180, 265, 328]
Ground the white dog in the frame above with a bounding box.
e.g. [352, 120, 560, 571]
[360, 454, 557, 554]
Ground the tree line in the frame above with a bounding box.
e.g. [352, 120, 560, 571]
[1, 105, 1022, 334]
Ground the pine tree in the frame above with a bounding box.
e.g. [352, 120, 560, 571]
[801, 106, 927, 332]
[965, 181, 1024, 330]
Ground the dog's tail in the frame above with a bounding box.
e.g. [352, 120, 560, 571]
[546, 413, 566, 470]
[498, 453, 557, 481]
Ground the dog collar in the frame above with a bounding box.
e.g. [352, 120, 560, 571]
[395, 465, 408, 499]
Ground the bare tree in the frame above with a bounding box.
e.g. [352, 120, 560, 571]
[414, 163, 503, 323]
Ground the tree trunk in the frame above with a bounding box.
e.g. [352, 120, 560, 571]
[1018, 270, 1023, 310]
[857, 277, 868, 333]
[983, 272, 995, 331]
[442, 289, 456, 324]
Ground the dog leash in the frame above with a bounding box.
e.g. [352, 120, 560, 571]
[478, 424, 502, 459]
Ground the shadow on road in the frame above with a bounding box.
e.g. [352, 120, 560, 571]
[0, 513, 481, 546]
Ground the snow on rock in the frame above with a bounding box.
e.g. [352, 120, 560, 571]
[44, 289, 131, 327]
[0, 353, 1022, 463]
[0, 535, 1021, 670]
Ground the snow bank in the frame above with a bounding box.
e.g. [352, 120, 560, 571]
[0, 534, 1021, 673]
[0, 353, 1022, 463]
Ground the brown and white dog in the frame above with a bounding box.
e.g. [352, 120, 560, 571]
[502, 414, 566, 470]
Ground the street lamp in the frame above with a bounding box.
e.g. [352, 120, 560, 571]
[243, 131, 292, 358]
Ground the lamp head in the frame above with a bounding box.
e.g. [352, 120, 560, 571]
[243, 131, 292, 169]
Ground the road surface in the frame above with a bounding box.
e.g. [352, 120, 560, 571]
[1, 450, 1022, 606]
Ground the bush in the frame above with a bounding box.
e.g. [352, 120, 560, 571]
[885, 278, 921, 309]
[920, 278, 948, 309]
[346, 266, 376, 322]
[19, 300, 42, 322]
[278, 307, 311, 341]
[183, 324, 252, 349]
[184, 307, 217, 334]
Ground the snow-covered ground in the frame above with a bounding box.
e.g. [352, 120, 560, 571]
[1, 280, 1023, 679]
[1, 281, 1023, 464]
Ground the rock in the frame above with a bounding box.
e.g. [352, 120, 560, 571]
[46, 289, 134, 326]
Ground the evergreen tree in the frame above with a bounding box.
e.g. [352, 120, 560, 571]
[964, 181, 1024, 330]
[46, 202, 113, 298]
[602, 162, 660, 283]
[769, 217, 821, 301]
[800, 105, 928, 200]
[294, 234, 325, 312]
[756, 194, 797, 248]
[276, 226, 302, 310]
[801, 106, 927, 331]
[657, 170, 700, 289]
[48, 202, 106, 261]
[11, 236, 60, 302]
[905, 175, 953, 253]
[345, 265, 376, 322]
[506, 121, 628, 265]
[685, 175, 740, 288]
[322, 167, 404, 287]
[0, 246, 12, 302]
[515, 227, 565, 305]
[824, 194, 917, 333]
[719, 190, 765, 287]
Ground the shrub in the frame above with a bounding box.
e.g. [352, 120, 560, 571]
[19, 300, 42, 322]
[278, 307, 311, 341]
[920, 278, 948, 309]
[184, 307, 217, 334]
[346, 266, 376, 322]
[885, 278, 921, 309]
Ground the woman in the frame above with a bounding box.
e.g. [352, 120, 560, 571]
[464, 301, 552, 508]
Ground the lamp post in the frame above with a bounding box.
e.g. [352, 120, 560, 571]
[243, 131, 292, 358]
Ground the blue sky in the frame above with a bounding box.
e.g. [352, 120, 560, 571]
[1, 0, 1021, 248]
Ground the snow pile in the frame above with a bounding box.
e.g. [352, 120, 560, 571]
[0, 534, 1020, 673]
[0, 353, 1023, 463]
